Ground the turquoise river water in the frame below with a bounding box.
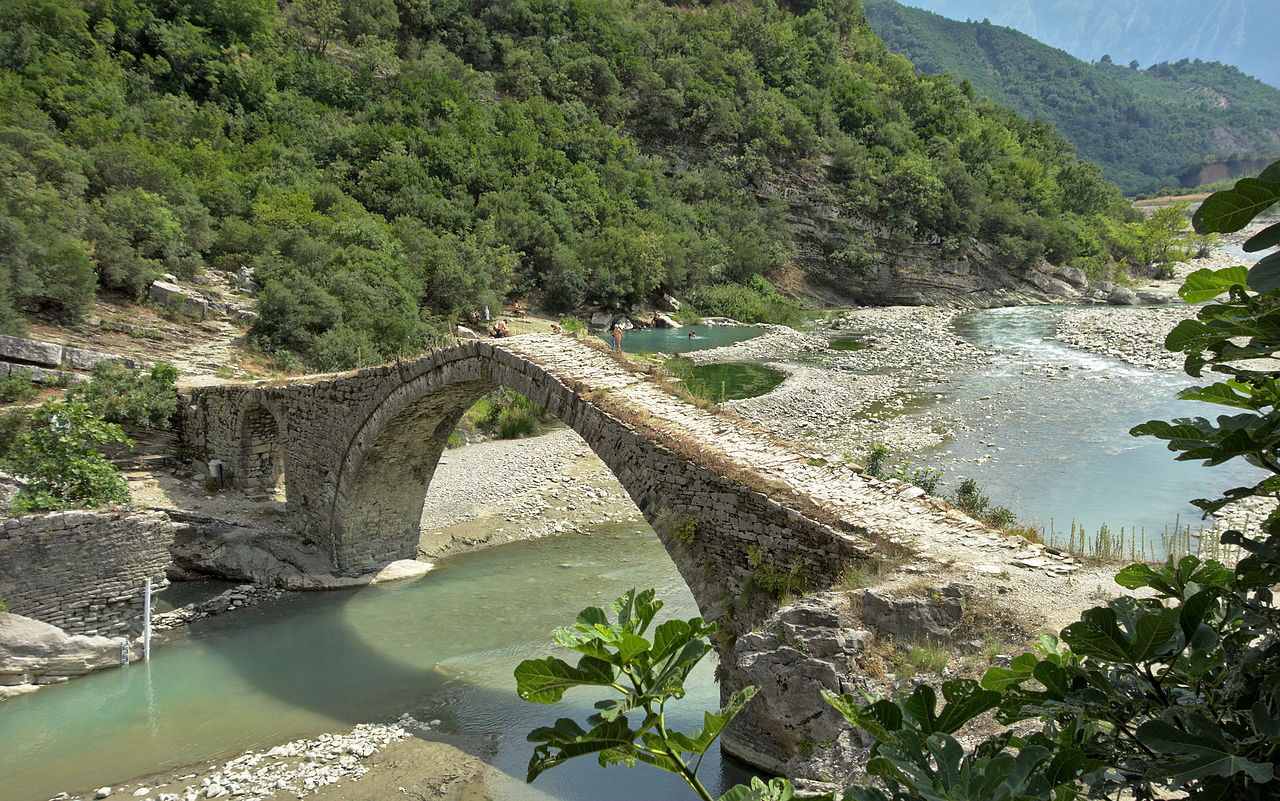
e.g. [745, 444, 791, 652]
[0, 524, 749, 801]
[919, 307, 1265, 550]
[601, 324, 761, 354]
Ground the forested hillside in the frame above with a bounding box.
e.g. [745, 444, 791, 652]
[1, 0, 1141, 370]
[864, 0, 1280, 194]
[892, 0, 1280, 90]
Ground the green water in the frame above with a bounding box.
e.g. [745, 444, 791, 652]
[601, 325, 761, 354]
[0, 524, 750, 801]
[826, 338, 870, 351]
[672, 362, 787, 402]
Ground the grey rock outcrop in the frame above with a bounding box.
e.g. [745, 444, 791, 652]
[0, 613, 128, 698]
[169, 515, 430, 590]
[725, 594, 872, 786]
[0, 334, 62, 367]
[782, 192, 1100, 308]
[855, 583, 966, 642]
[1107, 286, 1139, 305]
[652, 313, 681, 329]
[62, 345, 137, 371]
[723, 583, 974, 788]
[150, 280, 209, 319]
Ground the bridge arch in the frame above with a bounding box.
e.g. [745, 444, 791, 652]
[234, 395, 287, 496]
[183, 339, 875, 630]
[326, 352, 721, 613]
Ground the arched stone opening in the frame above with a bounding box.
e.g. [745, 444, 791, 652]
[238, 402, 285, 498]
[329, 377, 498, 573]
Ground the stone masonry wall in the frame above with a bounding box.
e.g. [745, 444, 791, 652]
[0, 510, 175, 636]
[180, 338, 891, 781]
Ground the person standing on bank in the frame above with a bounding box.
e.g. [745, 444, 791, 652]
[610, 323, 623, 351]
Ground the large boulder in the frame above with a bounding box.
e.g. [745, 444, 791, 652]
[170, 521, 431, 590]
[1107, 286, 1139, 306]
[652, 313, 681, 329]
[0, 613, 127, 691]
[149, 280, 209, 320]
[855, 583, 966, 642]
[724, 594, 872, 787]
[0, 334, 62, 367]
[723, 584, 975, 788]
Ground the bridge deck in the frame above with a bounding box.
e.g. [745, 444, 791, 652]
[497, 334, 1081, 581]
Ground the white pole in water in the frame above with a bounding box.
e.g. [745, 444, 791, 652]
[143, 577, 152, 662]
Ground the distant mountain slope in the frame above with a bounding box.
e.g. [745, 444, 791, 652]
[894, 0, 1280, 89]
[864, 0, 1280, 194]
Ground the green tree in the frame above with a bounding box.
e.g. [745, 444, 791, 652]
[3, 400, 132, 512]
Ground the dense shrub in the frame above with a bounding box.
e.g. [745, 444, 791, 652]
[685, 275, 801, 325]
[2, 400, 131, 513]
[0, 370, 35, 404]
[68, 362, 179, 429]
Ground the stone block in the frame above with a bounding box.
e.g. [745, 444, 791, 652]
[0, 334, 62, 367]
[62, 346, 133, 371]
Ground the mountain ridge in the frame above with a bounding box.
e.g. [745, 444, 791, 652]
[895, 0, 1279, 89]
[864, 0, 1280, 194]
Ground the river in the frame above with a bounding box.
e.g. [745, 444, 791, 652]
[0, 522, 749, 801]
[1, 304, 1264, 800]
[919, 306, 1264, 550]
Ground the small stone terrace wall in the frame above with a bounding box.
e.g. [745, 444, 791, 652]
[0, 510, 175, 636]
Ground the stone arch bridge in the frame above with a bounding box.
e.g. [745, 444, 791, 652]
[182, 334, 986, 627]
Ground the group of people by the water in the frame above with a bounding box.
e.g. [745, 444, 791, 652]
[485, 307, 697, 348]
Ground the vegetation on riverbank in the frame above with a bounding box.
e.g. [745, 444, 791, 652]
[448, 388, 552, 446]
[0, 363, 177, 512]
[2, 0, 1178, 372]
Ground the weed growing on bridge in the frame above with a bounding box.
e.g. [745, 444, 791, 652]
[673, 516, 699, 546]
[745, 544, 808, 600]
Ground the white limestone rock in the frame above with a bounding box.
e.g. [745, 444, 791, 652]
[0, 334, 63, 367]
[0, 613, 127, 684]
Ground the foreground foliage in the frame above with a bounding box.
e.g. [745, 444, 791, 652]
[515, 588, 755, 801]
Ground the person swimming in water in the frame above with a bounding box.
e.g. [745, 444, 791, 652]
[687, 330, 697, 339]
